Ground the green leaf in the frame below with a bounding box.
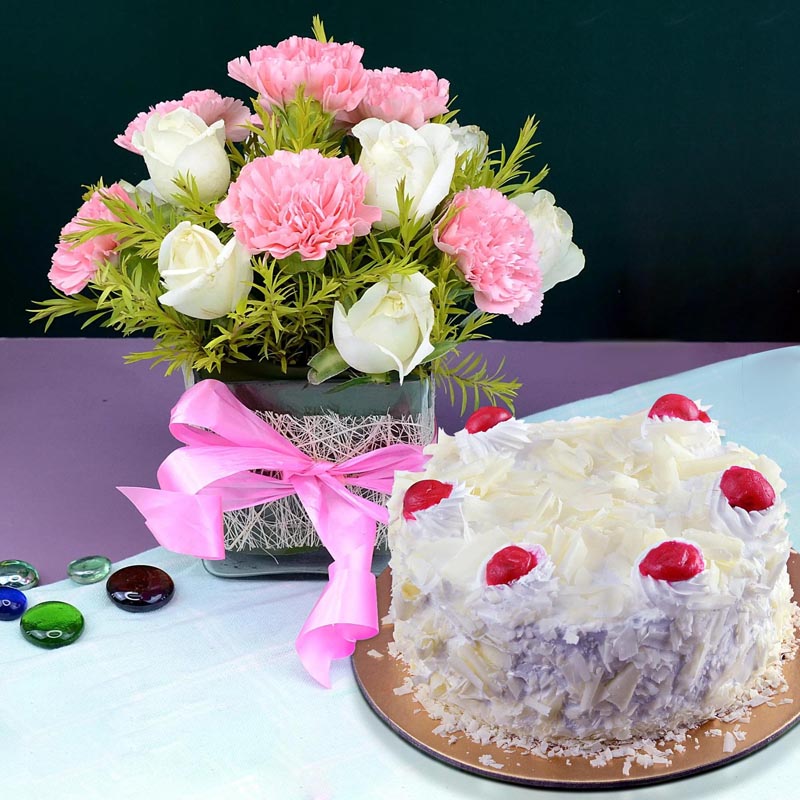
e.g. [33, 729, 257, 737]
[418, 341, 459, 365]
[325, 373, 392, 392]
[433, 352, 520, 415]
[311, 15, 332, 43]
[278, 253, 326, 275]
[307, 345, 349, 384]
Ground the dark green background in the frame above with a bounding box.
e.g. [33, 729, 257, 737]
[3, 0, 798, 341]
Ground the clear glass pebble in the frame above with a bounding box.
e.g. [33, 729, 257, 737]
[68, 555, 112, 585]
[20, 601, 85, 649]
[0, 587, 27, 621]
[0, 560, 40, 590]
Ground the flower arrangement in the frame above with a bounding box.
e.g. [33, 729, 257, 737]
[33, 17, 584, 411]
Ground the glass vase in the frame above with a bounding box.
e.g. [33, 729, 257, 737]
[191, 366, 435, 578]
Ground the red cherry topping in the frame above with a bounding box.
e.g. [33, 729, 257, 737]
[465, 406, 513, 434]
[486, 546, 538, 586]
[720, 466, 776, 512]
[647, 394, 710, 423]
[402, 480, 453, 520]
[638, 540, 704, 582]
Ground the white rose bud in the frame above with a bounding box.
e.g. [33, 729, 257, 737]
[447, 122, 489, 163]
[512, 190, 585, 292]
[131, 108, 231, 205]
[158, 221, 252, 319]
[332, 272, 436, 382]
[352, 119, 458, 230]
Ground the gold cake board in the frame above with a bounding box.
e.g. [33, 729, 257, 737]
[352, 552, 800, 789]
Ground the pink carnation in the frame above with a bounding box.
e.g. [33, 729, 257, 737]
[49, 184, 134, 295]
[216, 149, 381, 261]
[228, 37, 368, 114]
[339, 67, 450, 128]
[435, 187, 543, 324]
[115, 89, 251, 152]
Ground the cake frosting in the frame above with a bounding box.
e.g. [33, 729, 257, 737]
[387, 396, 797, 751]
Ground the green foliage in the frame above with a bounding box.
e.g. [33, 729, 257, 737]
[31, 18, 553, 410]
[457, 116, 549, 197]
[433, 351, 521, 414]
[311, 15, 332, 43]
[246, 90, 343, 158]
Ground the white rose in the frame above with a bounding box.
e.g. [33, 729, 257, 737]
[352, 119, 458, 230]
[332, 272, 435, 382]
[512, 190, 585, 292]
[131, 108, 231, 205]
[158, 222, 252, 319]
[447, 122, 489, 163]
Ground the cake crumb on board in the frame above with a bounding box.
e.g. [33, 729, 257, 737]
[393, 678, 414, 696]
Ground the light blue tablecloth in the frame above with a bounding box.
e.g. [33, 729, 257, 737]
[2, 347, 798, 799]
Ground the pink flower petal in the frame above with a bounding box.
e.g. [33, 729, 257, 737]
[227, 37, 368, 114]
[339, 67, 449, 128]
[435, 187, 543, 325]
[49, 184, 134, 294]
[115, 90, 251, 152]
[216, 149, 381, 260]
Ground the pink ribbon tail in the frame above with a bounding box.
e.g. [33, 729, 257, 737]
[117, 486, 226, 560]
[295, 545, 379, 688]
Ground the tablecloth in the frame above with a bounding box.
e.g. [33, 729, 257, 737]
[2, 346, 798, 799]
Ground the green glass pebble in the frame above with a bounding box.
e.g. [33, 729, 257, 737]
[68, 555, 112, 585]
[20, 601, 84, 649]
[0, 560, 40, 590]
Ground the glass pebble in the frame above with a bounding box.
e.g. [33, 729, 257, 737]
[0, 587, 28, 621]
[106, 565, 174, 613]
[0, 560, 40, 590]
[20, 601, 84, 649]
[68, 555, 112, 585]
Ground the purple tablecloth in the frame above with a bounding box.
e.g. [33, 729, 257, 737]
[0, 338, 791, 585]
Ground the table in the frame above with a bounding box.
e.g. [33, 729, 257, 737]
[1, 338, 798, 799]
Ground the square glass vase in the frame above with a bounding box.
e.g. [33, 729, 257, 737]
[190, 365, 435, 578]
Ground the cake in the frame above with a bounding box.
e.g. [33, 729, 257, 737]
[387, 394, 797, 757]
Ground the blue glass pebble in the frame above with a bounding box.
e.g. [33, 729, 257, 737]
[0, 587, 27, 621]
[0, 560, 40, 590]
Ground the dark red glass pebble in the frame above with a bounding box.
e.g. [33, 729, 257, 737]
[486, 545, 538, 586]
[402, 480, 453, 520]
[465, 406, 513, 434]
[106, 565, 175, 613]
[647, 394, 710, 423]
[720, 466, 776, 512]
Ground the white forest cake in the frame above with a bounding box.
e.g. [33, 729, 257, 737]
[387, 394, 798, 759]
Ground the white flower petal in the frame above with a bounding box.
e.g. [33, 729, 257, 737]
[157, 223, 252, 319]
[332, 302, 399, 374]
[331, 272, 436, 380]
[542, 242, 585, 292]
[512, 190, 584, 293]
[354, 119, 458, 231]
[137, 110, 231, 206]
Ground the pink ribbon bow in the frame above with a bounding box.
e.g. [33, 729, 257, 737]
[119, 379, 428, 687]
